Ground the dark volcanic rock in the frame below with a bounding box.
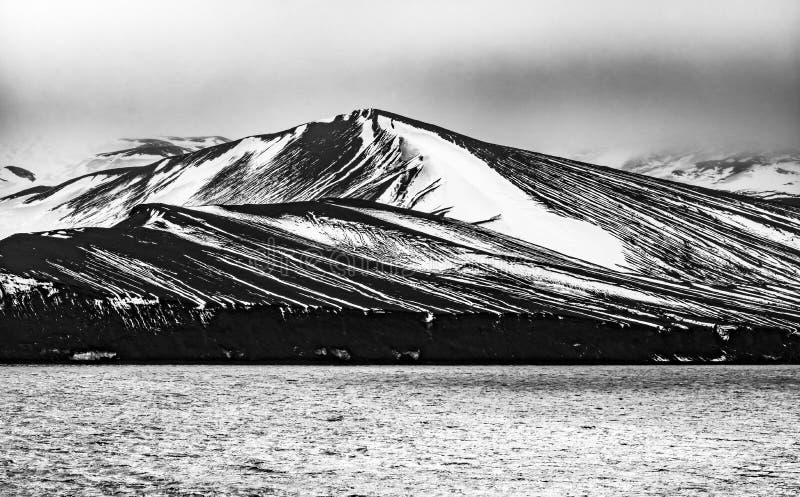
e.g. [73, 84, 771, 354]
[3, 166, 36, 182]
[1, 295, 797, 363]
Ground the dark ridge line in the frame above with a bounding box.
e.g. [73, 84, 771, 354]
[0, 185, 53, 202]
[472, 214, 502, 226]
[18, 137, 261, 204]
[359, 107, 800, 214]
[408, 177, 442, 209]
[111, 200, 800, 321]
[4, 107, 796, 217]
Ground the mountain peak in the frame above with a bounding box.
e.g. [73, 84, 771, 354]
[2, 109, 800, 282]
[320, 108, 431, 129]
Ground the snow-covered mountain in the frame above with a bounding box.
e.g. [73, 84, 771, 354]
[2, 110, 799, 277]
[2, 197, 798, 362]
[9, 198, 772, 321]
[1, 109, 798, 362]
[573, 148, 800, 201]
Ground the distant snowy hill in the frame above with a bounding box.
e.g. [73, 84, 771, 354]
[572, 148, 800, 201]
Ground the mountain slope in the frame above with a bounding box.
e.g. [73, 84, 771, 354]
[1, 109, 799, 362]
[0, 136, 230, 201]
[1, 199, 798, 362]
[2, 109, 799, 283]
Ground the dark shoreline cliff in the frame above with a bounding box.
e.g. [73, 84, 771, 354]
[2, 294, 797, 363]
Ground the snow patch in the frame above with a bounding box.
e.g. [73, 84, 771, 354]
[70, 351, 117, 361]
[377, 116, 629, 270]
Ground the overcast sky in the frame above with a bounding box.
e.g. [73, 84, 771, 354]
[1, 0, 798, 171]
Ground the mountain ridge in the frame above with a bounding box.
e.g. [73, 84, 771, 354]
[2, 198, 798, 362]
[3, 108, 799, 272]
[1, 109, 799, 362]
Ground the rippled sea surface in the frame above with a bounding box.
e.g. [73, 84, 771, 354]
[1, 365, 798, 496]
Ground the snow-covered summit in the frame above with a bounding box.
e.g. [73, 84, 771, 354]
[1, 109, 799, 283]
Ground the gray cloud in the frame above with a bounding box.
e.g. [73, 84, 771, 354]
[1, 0, 798, 170]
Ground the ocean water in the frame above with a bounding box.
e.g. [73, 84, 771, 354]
[0, 365, 798, 496]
